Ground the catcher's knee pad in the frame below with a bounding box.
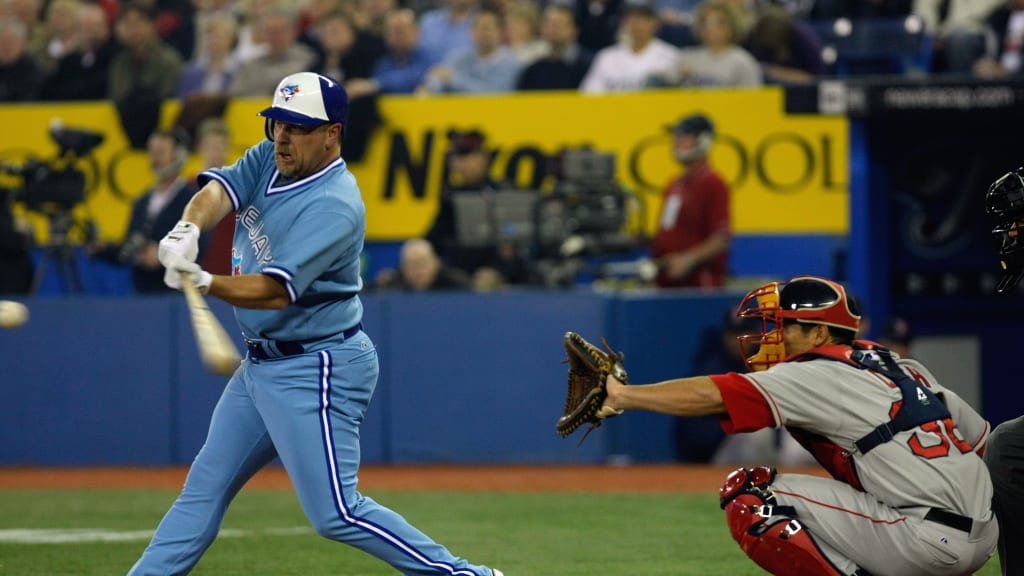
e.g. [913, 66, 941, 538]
[723, 495, 844, 576]
[719, 466, 777, 509]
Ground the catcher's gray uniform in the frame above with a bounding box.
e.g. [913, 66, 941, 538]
[712, 345, 998, 576]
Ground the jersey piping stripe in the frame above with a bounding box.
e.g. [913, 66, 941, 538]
[201, 170, 241, 212]
[971, 421, 991, 454]
[262, 266, 297, 302]
[266, 157, 346, 196]
[742, 373, 784, 428]
[773, 489, 909, 526]
[315, 351, 478, 576]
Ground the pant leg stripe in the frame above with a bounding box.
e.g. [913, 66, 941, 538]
[317, 351, 477, 576]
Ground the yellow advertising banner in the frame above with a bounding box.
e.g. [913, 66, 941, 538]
[0, 88, 846, 243]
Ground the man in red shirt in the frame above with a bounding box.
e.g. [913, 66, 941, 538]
[651, 113, 731, 288]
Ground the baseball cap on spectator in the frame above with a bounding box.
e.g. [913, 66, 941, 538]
[450, 130, 486, 155]
[623, 0, 657, 16]
[879, 317, 912, 347]
[670, 113, 715, 137]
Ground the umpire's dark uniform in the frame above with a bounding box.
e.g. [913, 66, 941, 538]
[984, 415, 1024, 576]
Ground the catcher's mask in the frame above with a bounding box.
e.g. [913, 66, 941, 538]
[258, 72, 348, 141]
[735, 276, 861, 371]
[986, 167, 1024, 292]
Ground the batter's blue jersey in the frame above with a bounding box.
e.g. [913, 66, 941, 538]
[198, 140, 364, 341]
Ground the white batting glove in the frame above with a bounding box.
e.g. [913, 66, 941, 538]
[158, 221, 200, 268]
[163, 255, 213, 294]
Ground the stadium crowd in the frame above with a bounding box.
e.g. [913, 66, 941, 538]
[3, 0, 1023, 106]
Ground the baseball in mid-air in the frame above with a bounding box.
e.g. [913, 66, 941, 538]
[0, 300, 29, 329]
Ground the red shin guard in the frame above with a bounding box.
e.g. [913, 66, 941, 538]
[724, 494, 844, 576]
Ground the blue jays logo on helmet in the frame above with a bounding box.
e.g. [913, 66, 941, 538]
[258, 72, 349, 140]
[279, 83, 301, 102]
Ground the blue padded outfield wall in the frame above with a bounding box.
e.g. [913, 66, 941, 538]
[4, 288, 1019, 467]
[0, 290, 747, 466]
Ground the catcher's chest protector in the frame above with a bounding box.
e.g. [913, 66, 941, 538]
[795, 342, 952, 455]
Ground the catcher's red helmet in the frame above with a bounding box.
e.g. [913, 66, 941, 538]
[735, 276, 861, 371]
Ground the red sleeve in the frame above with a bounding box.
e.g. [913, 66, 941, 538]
[710, 372, 776, 434]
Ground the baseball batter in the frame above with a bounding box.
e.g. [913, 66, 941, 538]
[983, 167, 1024, 576]
[601, 276, 997, 576]
[129, 72, 502, 576]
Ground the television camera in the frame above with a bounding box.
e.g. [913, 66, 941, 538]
[0, 122, 103, 293]
[0, 122, 103, 212]
[532, 147, 645, 287]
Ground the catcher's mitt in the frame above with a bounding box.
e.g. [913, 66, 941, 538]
[557, 331, 628, 444]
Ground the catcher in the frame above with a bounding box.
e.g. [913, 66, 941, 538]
[559, 275, 997, 576]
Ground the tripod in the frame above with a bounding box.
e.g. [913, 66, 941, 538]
[31, 210, 84, 294]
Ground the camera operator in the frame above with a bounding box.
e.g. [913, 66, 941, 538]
[0, 191, 33, 294]
[91, 128, 206, 293]
[425, 129, 531, 287]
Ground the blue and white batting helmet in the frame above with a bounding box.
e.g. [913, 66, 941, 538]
[258, 72, 349, 140]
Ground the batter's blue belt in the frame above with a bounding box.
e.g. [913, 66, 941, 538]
[244, 323, 363, 360]
[923, 508, 973, 533]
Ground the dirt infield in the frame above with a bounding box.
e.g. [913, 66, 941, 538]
[0, 465, 829, 492]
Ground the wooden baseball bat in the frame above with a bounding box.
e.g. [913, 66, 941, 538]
[181, 275, 241, 376]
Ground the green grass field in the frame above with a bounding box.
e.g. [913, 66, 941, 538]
[0, 488, 1003, 575]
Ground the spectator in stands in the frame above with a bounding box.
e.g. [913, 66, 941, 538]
[972, 0, 1024, 79]
[109, 1, 184, 147]
[0, 188, 34, 294]
[194, 117, 232, 182]
[575, 0, 623, 53]
[190, 0, 235, 63]
[36, 0, 80, 72]
[40, 2, 116, 101]
[231, 0, 275, 66]
[418, 7, 522, 94]
[651, 113, 730, 289]
[2, 0, 47, 59]
[297, 0, 340, 40]
[517, 2, 593, 90]
[579, 0, 681, 92]
[504, 0, 546, 64]
[373, 238, 472, 291]
[676, 1, 761, 87]
[357, 0, 397, 36]
[91, 129, 205, 294]
[914, 0, 1001, 75]
[878, 316, 914, 358]
[309, 9, 385, 83]
[177, 12, 237, 98]
[345, 8, 433, 98]
[715, 0, 756, 41]
[0, 17, 45, 101]
[418, 0, 477, 63]
[192, 118, 235, 277]
[153, 0, 198, 61]
[230, 7, 316, 97]
[744, 4, 825, 84]
[425, 130, 531, 286]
